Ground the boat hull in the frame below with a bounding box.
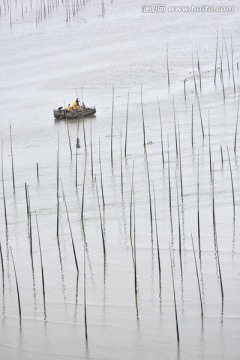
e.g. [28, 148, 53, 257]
[54, 107, 96, 119]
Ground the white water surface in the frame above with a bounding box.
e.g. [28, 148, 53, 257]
[0, 0, 240, 359]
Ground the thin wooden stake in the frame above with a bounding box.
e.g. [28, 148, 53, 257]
[197, 94, 204, 139]
[227, 147, 235, 211]
[175, 172, 183, 275]
[99, 138, 105, 207]
[81, 153, 87, 220]
[10, 248, 22, 328]
[83, 233, 88, 341]
[208, 114, 212, 178]
[191, 103, 194, 148]
[146, 150, 153, 232]
[222, 30, 231, 76]
[184, 78, 187, 102]
[191, 234, 203, 318]
[95, 177, 106, 258]
[214, 32, 219, 85]
[196, 48, 202, 92]
[157, 98, 165, 167]
[124, 90, 129, 158]
[172, 95, 178, 158]
[212, 165, 224, 301]
[35, 211, 47, 321]
[61, 181, 79, 273]
[169, 244, 180, 342]
[220, 146, 224, 167]
[9, 123, 16, 192]
[197, 148, 201, 254]
[231, 36, 236, 93]
[141, 85, 146, 149]
[129, 161, 135, 257]
[111, 84, 114, 165]
[153, 182, 162, 302]
[192, 53, 198, 95]
[234, 96, 240, 154]
[37, 163, 39, 180]
[56, 135, 60, 239]
[90, 119, 93, 180]
[166, 44, 170, 87]
[1, 141, 8, 229]
[66, 114, 72, 159]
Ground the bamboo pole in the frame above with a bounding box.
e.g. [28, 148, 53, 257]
[167, 138, 172, 215]
[220, 146, 224, 168]
[82, 116, 87, 153]
[172, 95, 178, 159]
[197, 94, 204, 139]
[208, 114, 212, 179]
[56, 135, 60, 239]
[10, 248, 22, 328]
[175, 172, 183, 275]
[197, 149, 201, 254]
[234, 96, 239, 155]
[133, 188, 138, 319]
[83, 233, 88, 341]
[81, 152, 87, 220]
[124, 90, 129, 158]
[146, 150, 153, 233]
[196, 48, 202, 92]
[141, 85, 146, 150]
[231, 36, 236, 93]
[9, 124, 16, 192]
[111, 84, 114, 166]
[191, 103, 194, 148]
[90, 119, 93, 180]
[192, 53, 198, 95]
[212, 165, 224, 301]
[222, 29, 230, 76]
[214, 32, 218, 85]
[1, 141, 8, 230]
[129, 161, 135, 257]
[99, 137, 105, 207]
[157, 98, 165, 167]
[37, 163, 39, 181]
[178, 130, 183, 199]
[0, 238, 5, 317]
[153, 182, 162, 303]
[35, 211, 47, 321]
[219, 43, 226, 101]
[166, 44, 170, 87]
[169, 244, 180, 342]
[227, 147, 235, 211]
[184, 78, 187, 102]
[66, 111, 72, 159]
[191, 234, 203, 319]
[120, 132, 123, 198]
[61, 181, 79, 273]
[95, 177, 106, 258]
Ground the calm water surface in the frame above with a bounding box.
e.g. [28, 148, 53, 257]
[0, 0, 240, 359]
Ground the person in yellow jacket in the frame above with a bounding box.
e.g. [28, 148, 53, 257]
[72, 98, 79, 110]
[66, 104, 72, 111]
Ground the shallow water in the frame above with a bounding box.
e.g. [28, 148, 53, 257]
[0, 0, 240, 359]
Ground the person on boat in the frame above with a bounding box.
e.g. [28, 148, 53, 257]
[82, 101, 86, 109]
[76, 98, 79, 107]
[66, 104, 72, 111]
[72, 100, 79, 110]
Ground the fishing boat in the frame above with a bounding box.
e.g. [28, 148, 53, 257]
[54, 106, 96, 120]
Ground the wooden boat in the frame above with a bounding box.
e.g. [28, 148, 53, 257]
[54, 106, 96, 119]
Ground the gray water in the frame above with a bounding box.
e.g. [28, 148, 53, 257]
[0, 0, 240, 359]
